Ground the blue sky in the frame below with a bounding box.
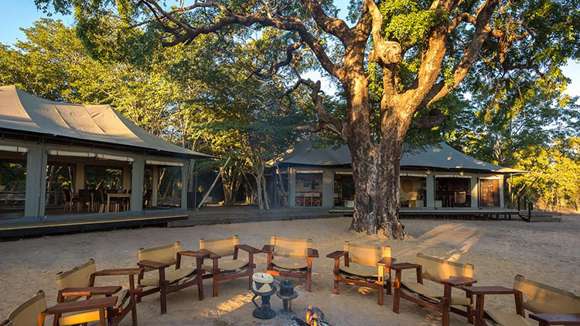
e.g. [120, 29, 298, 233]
[1, 0, 578, 97]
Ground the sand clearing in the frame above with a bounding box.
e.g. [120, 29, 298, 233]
[1, 216, 579, 325]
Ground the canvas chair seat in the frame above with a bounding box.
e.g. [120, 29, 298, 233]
[270, 236, 312, 258]
[3, 290, 109, 326]
[140, 266, 196, 287]
[518, 277, 580, 314]
[202, 258, 249, 272]
[59, 309, 102, 325]
[402, 280, 471, 306]
[486, 309, 534, 326]
[339, 263, 383, 279]
[271, 256, 308, 270]
[4, 291, 47, 326]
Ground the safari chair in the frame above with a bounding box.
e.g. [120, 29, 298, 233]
[56, 259, 140, 326]
[197, 235, 261, 297]
[1, 290, 115, 326]
[392, 253, 477, 326]
[262, 236, 319, 292]
[326, 241, 395, 305]
[466, 274, 580, 326]
[136, 241, 205, 314]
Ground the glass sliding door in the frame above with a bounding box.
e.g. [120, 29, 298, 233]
[295, 172, 323, 207]
[400, 176, 427, 208]
[45, 162, 75, 214]
[435, 177, 471, 208]
[0, 157, 26, 218]
[479, 178, 500, 207]
[157, 166, 182, 208]
[334, 173, 354, 207]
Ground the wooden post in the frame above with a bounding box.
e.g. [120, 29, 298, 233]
[322, 169, 334, 208]
[288, 168, 296, 208]
[151, 165, 159, 207]
[130, 156, 145, 212]
[426, 174, 435, 208]
[181, 161, 188, 210]
[24, 145, 47, 218]
[471, 175, 479, 208]
[75, 162, 85, 192]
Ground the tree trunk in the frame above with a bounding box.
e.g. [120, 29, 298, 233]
[343, 72, 406, 239]
[254, 173, 264, 210]
[348, 137, 405, 238]
[262, 175, 270, 210]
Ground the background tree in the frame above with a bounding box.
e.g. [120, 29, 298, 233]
[34, 0, 579, 237]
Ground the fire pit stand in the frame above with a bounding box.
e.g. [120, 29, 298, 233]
[276, 279, 299, 314]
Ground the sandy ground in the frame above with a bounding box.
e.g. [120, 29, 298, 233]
[1, 216, 579, 325]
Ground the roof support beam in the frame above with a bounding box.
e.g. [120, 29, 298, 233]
[24, 146, 47, 218]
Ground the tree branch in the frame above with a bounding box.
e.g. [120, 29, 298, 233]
[298, 77, 345, 138]
[300, 0, 353, 45]
[254, 41, 304, 79]
[423, 0, 500, 107]
[364, 0, 402, 66]
[139, 0, 346, 81]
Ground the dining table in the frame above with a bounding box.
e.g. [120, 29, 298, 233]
[105, 192, 131, 213]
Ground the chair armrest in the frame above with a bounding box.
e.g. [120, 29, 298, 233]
[392, 262, 421, 270]
[93, 268, 141, 276]
[529, 313, 580, 325]
[441, 276, 477, 287]
[179, 250, 209, 258]
[378, 257, 396, 267]
[236, 244, 261, 254]
[138, 260, 173, 269]
[262, 244, 275, 253]
[59, 286, 121, 297]
[326, 250, 346, 259]
[198, 249, 220, 259]
[462, 286, 514, 296]
[307, 248, 319, 258]
[45, 297, 117, 315]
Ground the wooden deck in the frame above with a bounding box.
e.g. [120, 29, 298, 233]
[0, 210, 187, 240]
[329, 207, 521, 219]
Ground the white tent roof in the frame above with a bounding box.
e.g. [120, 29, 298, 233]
[0, 85, 211, 158]
[279, 141, 513, 173]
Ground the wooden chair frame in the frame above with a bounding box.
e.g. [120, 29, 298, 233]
[466, 276, 580, 326]
[262, 243, 319, 292]
[56, 262, 141, 326]
[392, 262, 476, 326]
[1, 290, 116, 326]
[197, 243, 261, 297]
[137, 248, 205, 314]
[326, 250, 394, 305]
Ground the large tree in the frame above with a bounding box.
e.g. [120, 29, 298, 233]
[37, 0, 579, 237]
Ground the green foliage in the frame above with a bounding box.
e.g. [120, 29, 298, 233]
[510, 138, 580, 210]
[380, 0, 442, 48]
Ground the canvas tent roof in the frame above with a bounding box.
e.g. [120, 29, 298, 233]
[278, 141, 512, 173]
[0, 85, 211, 158]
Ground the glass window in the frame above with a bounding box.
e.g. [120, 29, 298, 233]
[85, 166, 124, 191]
[0, 159, 26, 218]
[45, 163, 75, 212]
[157, 166, 182, 208]
[400, 176, 426, 208]
[334, 173, 354, 207]
[479, 178, 500, 207]
[435, 177, 471, 208]
[295, 172, 323, 207]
